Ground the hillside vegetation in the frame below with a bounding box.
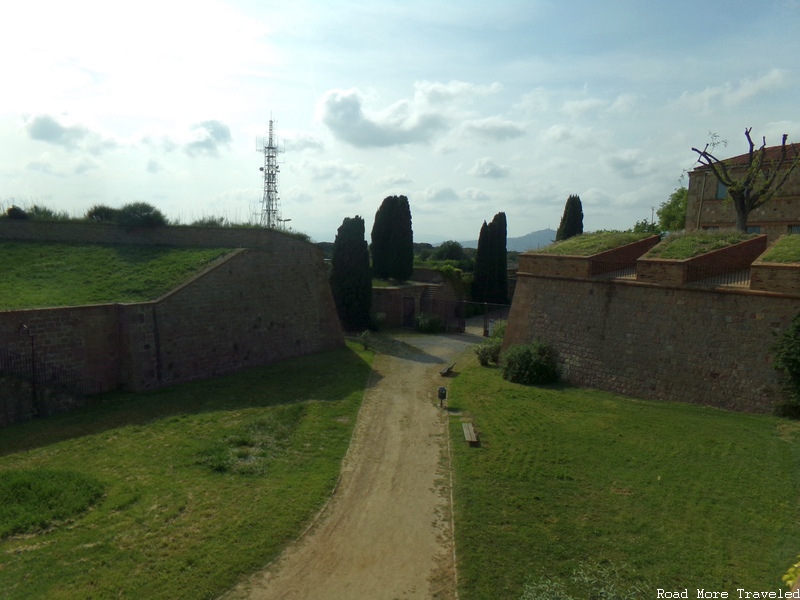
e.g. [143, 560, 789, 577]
[536, 231, 653, 256]
[760, 234, 800, 263]
[0, 241, 231, 309]
[645, 229, 756, 260]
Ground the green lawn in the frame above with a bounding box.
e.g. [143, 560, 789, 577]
[0, 342, 373, 600]
[645, 229, 756, 260]
[760, 235, 800, 263]
[536, 231, 652, 256]
[448, 359, 800, 599]
[0, 241, 231, 309]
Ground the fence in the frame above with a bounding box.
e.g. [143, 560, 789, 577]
[687, 265, 751, 287]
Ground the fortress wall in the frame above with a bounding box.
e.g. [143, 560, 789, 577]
[505, 273, 798, 413]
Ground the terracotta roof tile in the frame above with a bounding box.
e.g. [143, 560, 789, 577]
[693, 142, 800, 171]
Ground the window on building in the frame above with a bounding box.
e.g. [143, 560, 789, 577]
[747, 225, 761, 234]
[789, 225, 800, 235]
[715, 181, 728, 200]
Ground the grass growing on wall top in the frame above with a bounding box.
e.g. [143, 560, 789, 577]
[0, 342, 373, 600]
[760, 234, 800, 263]
[536, 231, 652, 256]
[0, 241, 231, 309]
[448, 360, 800, 599]
[645, 229, 756, 260]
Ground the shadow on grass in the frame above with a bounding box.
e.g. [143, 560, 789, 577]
[0, 345, 374, 457]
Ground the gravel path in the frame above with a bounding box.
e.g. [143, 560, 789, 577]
[224, 329, 482, 599]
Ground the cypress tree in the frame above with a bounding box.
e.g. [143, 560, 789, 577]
[472, 220, 491, 302]
[490, 211, 508, 304]
[331, 216, 372, 330]
[371, 195, 414, 281]
[472, 211, 508, 304]
[555, 194, 584, 241]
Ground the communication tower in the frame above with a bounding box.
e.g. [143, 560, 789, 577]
[256, 118, 283, 228]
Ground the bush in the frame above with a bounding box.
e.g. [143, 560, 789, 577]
[474, 337, 502, 366]
[416, 313, 443, 334]
[116, 202, 168, 230]
[490, 319, 507, 339]
[502, 341, 559, 385]
[86, 204, 120, 222]
[771, 313, 800, 418]
[5, 205, 29, 220]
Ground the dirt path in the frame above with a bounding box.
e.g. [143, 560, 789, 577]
[224, 330, 481, 600]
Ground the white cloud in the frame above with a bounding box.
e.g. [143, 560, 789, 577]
[468, 157, 511, 179]
[299, 158, 365, 182]
[24, 114, 117, 154]
[672, 68, 790, 113]
[541, 123, 595, 145]
[377, 173, 413, 187]
[413, 80, 503, 106]
[419, 186, 460, 202]
[462, 116, 525, 141]
[602, 149, 656, 179]
[460, 187, 491, 203]
[282, 131, 325, 153]
[317, 88, 448, 147]
[184, 120, 232, 158]
[561, 98, 606, 118]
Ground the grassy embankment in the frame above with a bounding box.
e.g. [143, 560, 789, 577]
[536, 231, 653, 256]
[448, 359, 800, 599]
[0, 343, 373, 599]
[0, 240, 231, 309]
[760, 234, 800, 263]
[645, 229, 757, 260]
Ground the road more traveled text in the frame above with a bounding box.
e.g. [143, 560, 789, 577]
[656, 590, 800, 598]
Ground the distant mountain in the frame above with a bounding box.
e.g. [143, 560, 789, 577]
[460, 228, 556, 252]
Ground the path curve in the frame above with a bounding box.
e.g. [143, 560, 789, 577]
[224, 331, 480, 600]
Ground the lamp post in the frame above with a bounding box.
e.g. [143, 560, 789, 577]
[278, 218, 292, 230]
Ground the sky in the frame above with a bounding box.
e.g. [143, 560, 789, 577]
[2, 1, 800, 243]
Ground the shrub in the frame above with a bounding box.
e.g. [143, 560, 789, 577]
[190, 216, 226, 227]
[116, 202, 168, 230]
[502, 341, 559, 385]
[771, 312, 800, 418]
[5, 205, 29, 220]
[416, 313, 443, 334]
[490, 319, 507, 339]
[474, 337, 502, 366]
[86, 204, 120, 222]
[28, 204, 71, 221]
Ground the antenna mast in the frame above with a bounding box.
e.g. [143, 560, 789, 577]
[257, 118, 283, 228]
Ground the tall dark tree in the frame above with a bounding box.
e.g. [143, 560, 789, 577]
[692, 128, 800, 232]
[331, 216, 372, 330]
[555, 194, 583, 241]
[472, 212, 508, 304]
[371, 195, 414, 281]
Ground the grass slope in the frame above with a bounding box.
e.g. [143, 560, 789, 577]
[760, 235, 800, 263]
[536, 231, 652, 256]
[448, 361, 800, 599]
[0, 241, 231, 309]
[0, 342, 373, 599]
[646, 230, 756, 260]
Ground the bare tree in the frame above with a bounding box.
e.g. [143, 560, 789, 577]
[692, 128, 800, 232]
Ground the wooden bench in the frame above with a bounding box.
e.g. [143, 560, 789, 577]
[440, 363, 455, 377]
[462, 422, 479, 446]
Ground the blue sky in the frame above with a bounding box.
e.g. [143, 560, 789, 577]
[2, 0, 799, 243]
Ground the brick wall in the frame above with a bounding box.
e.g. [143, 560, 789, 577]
[504, 274, 796, 413]
[686, 168, 800, 239]
[1, 224, 343, 425]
